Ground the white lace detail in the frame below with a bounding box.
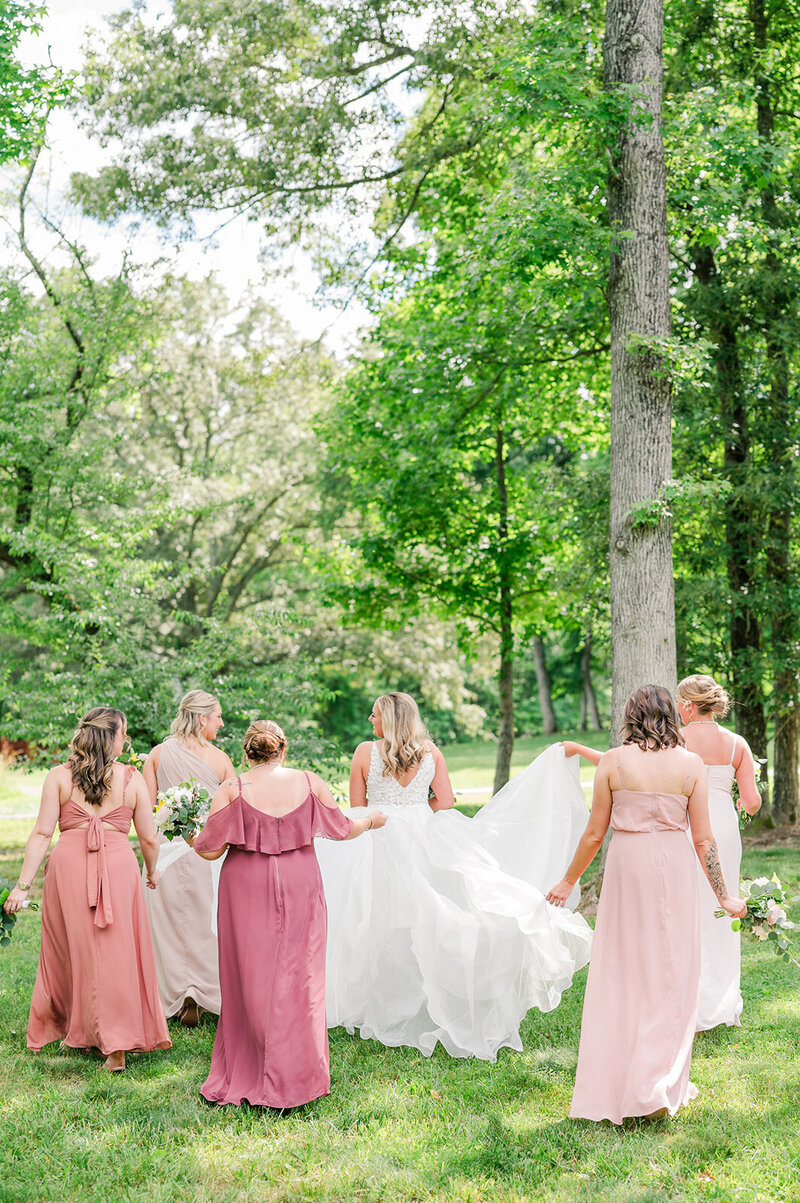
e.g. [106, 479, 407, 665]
[366, 743, 435, 808]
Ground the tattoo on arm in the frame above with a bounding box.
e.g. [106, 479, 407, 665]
[703, 840, 728, 902]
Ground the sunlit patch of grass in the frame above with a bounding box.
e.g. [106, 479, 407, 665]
[1, 789, 799, 1200]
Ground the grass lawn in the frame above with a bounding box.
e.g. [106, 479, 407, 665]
[1, 743, 799, 1201]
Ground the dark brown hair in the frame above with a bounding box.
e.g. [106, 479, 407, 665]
[243, 720, 287, 765]
[619, 685, 683, 751]
[68, 707, 126, 806]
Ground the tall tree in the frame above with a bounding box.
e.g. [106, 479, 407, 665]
[605, 0, 676, 733]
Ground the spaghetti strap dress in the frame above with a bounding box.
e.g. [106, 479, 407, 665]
[143, 737, 223, 1017]
[193, 776, 352, 1108]
[27, 769, 171, 1055]
[570, 756, 700, 1123]
[694, 734, 743, 1030]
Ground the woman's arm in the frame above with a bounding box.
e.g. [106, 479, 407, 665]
[3, 768, 62, 913]
[687, 764, 746, 917]
[142, 746, 159, 807]
[428, 747, 455, 812]
[348, 743, 370, 808]
[131, 773, 161, 886]
[733, 739, 762, 816]
[311, 770, 388, 838]
[546, 755, 614, 905]
[191, 779, 236, 860]
[562, 741, 605, 766]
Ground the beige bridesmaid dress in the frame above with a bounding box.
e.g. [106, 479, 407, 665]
[143, 738, 223, 1018]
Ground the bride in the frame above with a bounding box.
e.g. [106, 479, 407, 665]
[315, 692, 592, 1061]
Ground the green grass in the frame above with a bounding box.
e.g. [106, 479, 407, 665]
[2, 742, 799, 1201]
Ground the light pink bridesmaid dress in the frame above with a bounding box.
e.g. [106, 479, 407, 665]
[570, 755, 700, 1123]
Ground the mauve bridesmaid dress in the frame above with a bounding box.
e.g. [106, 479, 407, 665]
[570, 755, 700, 1124]
[27, 769, 170, 1055]
[193, 775, 352, 1108]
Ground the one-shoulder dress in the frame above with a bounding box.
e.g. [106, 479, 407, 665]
[193, 777, 352, 1108]
[143, 737, 223, 1017]
[27, 772, 171, 1055]
[570, 758, 700, 1123]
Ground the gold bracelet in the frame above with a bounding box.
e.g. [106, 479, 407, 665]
[17, 880, 31, 891]
[366, 815, 373, 830]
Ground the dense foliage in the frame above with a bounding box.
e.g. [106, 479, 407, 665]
[1, 1, 798, 809]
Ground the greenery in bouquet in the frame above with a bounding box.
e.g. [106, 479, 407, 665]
[0, 876, 39, 948]
[717, 874, 799, 966]
[116, 745, 149, 773]
[154, 780, 212, 842]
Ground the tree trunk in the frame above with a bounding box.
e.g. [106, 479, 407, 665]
[532, 635, 558, 735]
[493, 421, 514, 793]
[605, 0, 676, 738]
[581, 635, 602, 731]
[752, 0, 797, 822]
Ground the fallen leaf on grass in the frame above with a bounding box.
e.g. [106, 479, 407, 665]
[698, 1171, 715, 1184]
[430, 1089, 442, 1101]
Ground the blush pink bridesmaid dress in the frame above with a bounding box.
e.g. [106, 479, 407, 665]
[27, 768, 170, 1056]
[570, 756, 700, 1123]
[193, 774, 352, 1108]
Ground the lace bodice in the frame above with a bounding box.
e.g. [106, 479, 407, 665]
[366, 743, 435, 809]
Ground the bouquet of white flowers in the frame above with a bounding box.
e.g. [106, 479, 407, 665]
[0, 876, 39, 948]
[154, 779, 212, 842]
[716, 874, 799, 965]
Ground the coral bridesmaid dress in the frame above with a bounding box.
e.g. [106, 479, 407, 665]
[27, 769, 170, 1055]
[570, 756, 700, 1123]
[194, 775, 352, 1108]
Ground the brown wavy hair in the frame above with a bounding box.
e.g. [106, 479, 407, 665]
[619, 685, 683, 751]
[243, 720, 287, 765]
[68, 707, 126, 806]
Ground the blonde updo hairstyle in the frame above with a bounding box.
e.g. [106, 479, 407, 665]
[374, 692, 430, 777]
[243, 720, 287, 765]
[170, 690, 219, 742]
[677, 674, 731, 719]
[68, 706, 126, 807]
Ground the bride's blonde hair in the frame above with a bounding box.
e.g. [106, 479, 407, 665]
[374, 692, 430, 777]
[170, 690, 219, 742]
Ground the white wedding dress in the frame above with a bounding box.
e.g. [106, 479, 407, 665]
[694, 738, 743, 1030]
[315, 743, 592, 1061]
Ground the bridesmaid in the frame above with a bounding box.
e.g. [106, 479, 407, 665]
[3, 707, 170, 1072]
[677, 674, 761, 1030]
[143, 690, 235, 1026]
[191, 720, 387, 1109]
[548, 685, 746, 1124]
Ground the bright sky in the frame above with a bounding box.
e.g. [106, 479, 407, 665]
[11, 0, 372, 352]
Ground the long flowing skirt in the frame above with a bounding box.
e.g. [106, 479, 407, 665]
[143, 836, 221, 1017]
[570, 830, 699, 1123]
[316, 750, 592, 1062]
[695, 786, 742, 1030]
[28, 831, 170, 1055]
[202, 845, 330, 1108]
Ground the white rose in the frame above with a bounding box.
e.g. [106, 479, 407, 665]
[767, 906, 787, 926]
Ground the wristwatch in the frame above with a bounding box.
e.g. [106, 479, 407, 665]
[17, 880, 30, 891]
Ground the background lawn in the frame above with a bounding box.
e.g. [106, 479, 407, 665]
[1, 744, 798, 1202]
